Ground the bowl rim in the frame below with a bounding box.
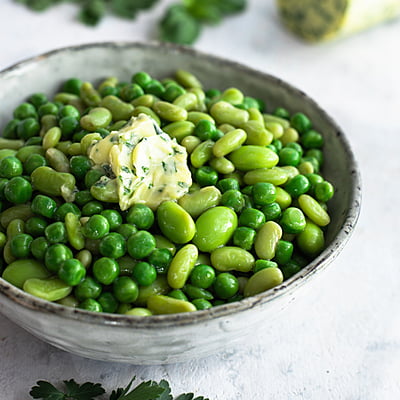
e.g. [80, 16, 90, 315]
[0, 41, 361, 328]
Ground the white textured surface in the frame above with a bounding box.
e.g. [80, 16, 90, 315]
[0, 0, 399, 398]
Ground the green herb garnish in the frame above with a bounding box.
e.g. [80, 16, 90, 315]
[29, 376, 209, 400]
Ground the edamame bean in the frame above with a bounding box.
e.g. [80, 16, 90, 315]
[163, 121, 195, 142]
[153, 101, 187, 122]
[209, 156, 235, 174]
[43, 127, 62, 150]
[167, 244, 198, 289]
[243, 167, 288, 186]
[254, 221, 282, 260]
[178, 186, 221, 218]
[211, 247, 255, 272]
[80, 82, 101, 107]
[298, 194, 330, 227]
[181, 135, 202, 153]
[80, 107, 112, 132]
[100, 95, 134, 121]
[187, 111, 215, 125]
[296, 220, 325, 256]
[213, 128, 247, 158]
[243, 267, 283, 297]
[2, 259, 50, 288]
[228, 145, 279, 171]
[65, 212, 85, 250]
[45, 148, 70, 173]
[193, 206, 238, 252]
[134, 276, 170, 306]
[173, 92, 198, 110]
[157, 201, 196, 244]
[242, 121, 273, 146]
[132, 106, 161, 126]
[190, 139, 214, 168]
[210, 101, 249, 126]
[0, 138, 24, 150]
[0, 204, 33, 228]
[31, 166, 76, 200]
[23, 277, 72, 301]
[148, 294, 196, 314]
[175, 69, 202, 89]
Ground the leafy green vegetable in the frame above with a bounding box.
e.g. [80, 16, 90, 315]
[30, 379, 105, 400]
[29, 376, 209, 400]
[159, 4, 202, 45]
[13, 0, 247, 45]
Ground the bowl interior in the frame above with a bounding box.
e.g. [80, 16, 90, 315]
[0, 42, 361, 326]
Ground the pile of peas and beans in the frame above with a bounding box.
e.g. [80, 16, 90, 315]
[0, 69, 334, 316]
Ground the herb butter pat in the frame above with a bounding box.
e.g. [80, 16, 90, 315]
[88, 114, 192, 210]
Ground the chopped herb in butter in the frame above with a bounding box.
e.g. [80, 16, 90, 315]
[87, 114, 192, 210]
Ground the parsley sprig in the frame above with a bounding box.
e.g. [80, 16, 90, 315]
[29, 376, 209, 400]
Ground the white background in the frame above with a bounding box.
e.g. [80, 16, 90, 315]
[0, 0, 400, 398]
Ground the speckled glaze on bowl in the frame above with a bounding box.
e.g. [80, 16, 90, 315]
[0, 42, 361, 364]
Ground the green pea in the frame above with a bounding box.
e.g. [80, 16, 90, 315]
[178, 186, 221, 218]
[92, 257, 120, 285]
[296, 220, 325, 256]
[69, 155, 92, 179]
[284, 175, 311, 197]
[233, 227, 256, 250]
[252, 182, 277, 205]
[2, 259, 50, 288]
[167, 244, 198, 289]
[23, 277, 72, 302]
[74, 277, 102, 301]
[163, 83, 186, 102]
[126, 204, 154, 230]
[132, 261, 157, 286]
[78, 298, 103, 312]
[193, 206, 238, 252]
[44, 243, 73, 272]
[280, 207, 306, 234]
[193, 119, 217, 141]
[24, 153, 47, 175]
[83, 214, 110, 240]
[127, 230, 156, 259]
[243, 267, 283, 297]
[10, 233, 33, 258]
[192, 298, 213, 310]
[58, 259, 86, 286]
[298, 194, 330, 227]
[157, 201, 196, 244]
[30, 194, 56, 219]
[213, 128, 247, 158]
[113, 276, 139, 303]
[96, 292, 118, 313]
[45, 222, 67, 244]
[220, 189, 245, 213]
[211, 246, 255, 272]
[261, 202, 282, 222]
[31, 237, 49, 260]
[194, 166, 219, 187]
[82, 200, 104, 216]
[274, 240, 294, 265]
[99, 232, 126, 259]
[239, 208, 266, 229]
[75, 190, 94, 206]
[228, 145, 279, 171]
[0, 156, 23, 178]
[183, 284, 213, 300]
[147, 294, 196, 314]
[4, 177, 32, 204]
[190, 264, 215, 289]
[290, 112, 312, 134]
[315, 181, 334, 202]
[213, 272, 239, 299]
[168, 289, 189, 301]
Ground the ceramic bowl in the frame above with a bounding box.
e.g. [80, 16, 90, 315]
[0, 42, 361, 364]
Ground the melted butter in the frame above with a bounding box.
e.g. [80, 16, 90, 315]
[88, 114, 192, 210]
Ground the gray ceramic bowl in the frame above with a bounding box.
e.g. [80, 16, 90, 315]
[0, 42, 361, 364]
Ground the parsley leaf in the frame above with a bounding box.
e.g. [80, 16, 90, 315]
[121, 380, 165, 400]
[63, 379, 105, 400]
[29, 381, 65, 400]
